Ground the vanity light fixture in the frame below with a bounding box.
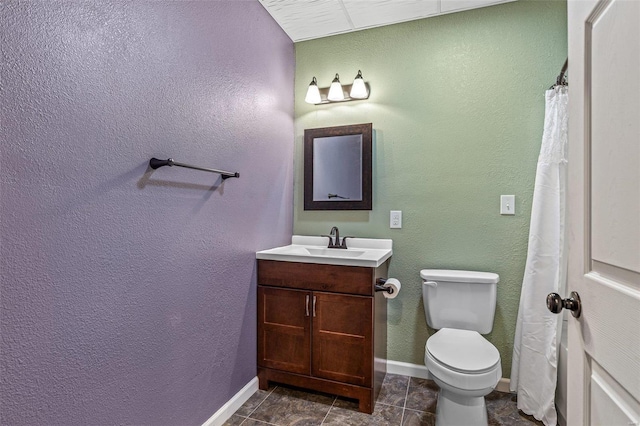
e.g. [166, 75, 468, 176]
[304, 70, 370, 105]
[304, 77, 322, 104]
[327, 74, 345, 101]
[350, 70, 368, 99]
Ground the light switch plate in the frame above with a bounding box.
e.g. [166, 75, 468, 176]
[500, 195, 515, 215]
[390, 210, 402, 228]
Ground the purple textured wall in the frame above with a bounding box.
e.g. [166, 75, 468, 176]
[0, 1, 293, 424]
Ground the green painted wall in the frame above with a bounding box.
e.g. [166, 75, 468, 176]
[293, 0, 567, 377]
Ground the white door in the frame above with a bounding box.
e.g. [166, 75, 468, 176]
[567, 0, 640, 425]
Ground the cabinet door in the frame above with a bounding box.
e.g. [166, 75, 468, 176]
[257, 286, 311, 375]
[312, 292, 373, 386]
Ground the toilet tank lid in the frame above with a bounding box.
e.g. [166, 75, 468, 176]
[420, 269, 499, 284]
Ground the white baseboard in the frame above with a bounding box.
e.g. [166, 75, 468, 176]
[496, 378, 511, 393]
[386, 360, 431, 379]
[386, 360, 512, 393]
[202, 377, 258, 426]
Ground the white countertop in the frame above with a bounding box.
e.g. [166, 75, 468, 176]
[256, 235, 393, 267]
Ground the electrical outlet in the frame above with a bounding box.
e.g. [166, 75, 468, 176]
[390, 210, 402, 228]
[500, 195, 515, 215]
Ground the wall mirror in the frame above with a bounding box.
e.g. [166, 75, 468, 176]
[304, 123, 372, 210]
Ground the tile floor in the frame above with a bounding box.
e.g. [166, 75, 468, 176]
[224, 374, 544, 426]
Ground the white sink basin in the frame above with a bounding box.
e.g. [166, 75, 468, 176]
[256, 235, 392, 267]
[305, 248, 365, 258]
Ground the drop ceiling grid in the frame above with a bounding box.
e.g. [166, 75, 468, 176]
[259, 0, 517, 42]
[260, 0, 352, 42]
[342, 0, 440, 30]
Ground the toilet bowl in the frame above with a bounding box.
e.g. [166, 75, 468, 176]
[421, 269, 501, 426]
[425, 328, 501, 426]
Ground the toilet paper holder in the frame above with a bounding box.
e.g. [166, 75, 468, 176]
[374, 278, 394, 294]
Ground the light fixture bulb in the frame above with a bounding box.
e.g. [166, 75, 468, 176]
[350, 70, 368, 99]
[327, 73, 344, 101]
[305, 77, 322, 104]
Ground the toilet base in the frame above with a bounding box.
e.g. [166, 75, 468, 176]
[435, 386, 489, 426]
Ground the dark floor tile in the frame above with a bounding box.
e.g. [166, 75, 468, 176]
[223, 414, 248, 426]
[376, 374, 410, 407]
[486, 391, 518, 419]
[404, 378, 438, 412]
[485, 391, 544, 426]
[227, 375, 544, 426]
[489, 411, 506, 426]
[401, 408, 436, 426]
[323, 402, 404, 426]
[248, 385, 335, 426]
[489, 412, 544, 426]
[332, 396, 359, 411]
[235, 389, 273, 417]
[242, 419, 279, 426]
[486, 389, 517, 402]
[516, 410, 545, 425]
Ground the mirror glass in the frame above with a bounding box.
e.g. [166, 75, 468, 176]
[304, 123, 372, 210]
[313, 134, 362, 202]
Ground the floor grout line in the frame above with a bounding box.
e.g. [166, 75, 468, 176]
[319, 395, 338, 425]
[243, 385, 278, 422]
[240, 418, 278, 426]
[399, 374, 411, 425]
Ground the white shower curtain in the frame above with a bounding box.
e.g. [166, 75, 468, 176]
[510, 86, 568, 426]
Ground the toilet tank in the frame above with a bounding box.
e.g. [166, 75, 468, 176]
[421, 269, 499, 334]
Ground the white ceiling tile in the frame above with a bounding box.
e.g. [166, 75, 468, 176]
[440, 0, 510, 14]
[259, 0, 353, 41]
[259, 0, 518, 42]
[342, 0, 439, 29]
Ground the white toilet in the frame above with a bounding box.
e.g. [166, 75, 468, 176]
[421, 269, 502, 426]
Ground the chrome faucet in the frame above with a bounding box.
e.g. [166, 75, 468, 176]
[322, 226, 353, 249]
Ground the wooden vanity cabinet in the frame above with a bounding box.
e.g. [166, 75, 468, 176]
[257, 259, 388, 414]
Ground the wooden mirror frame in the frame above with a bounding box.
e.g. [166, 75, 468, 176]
[304, 123, 372, 210]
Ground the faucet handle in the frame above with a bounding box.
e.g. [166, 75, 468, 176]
[340, 236, 355, 248]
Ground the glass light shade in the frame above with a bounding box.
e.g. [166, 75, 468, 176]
[305, 77, 322, 104]
[350, 70, 368, 99]
[327, 74, 345, 101]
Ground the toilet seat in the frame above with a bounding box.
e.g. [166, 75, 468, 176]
[427, 328, 500, 373]
[425, 328, 501, 391]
